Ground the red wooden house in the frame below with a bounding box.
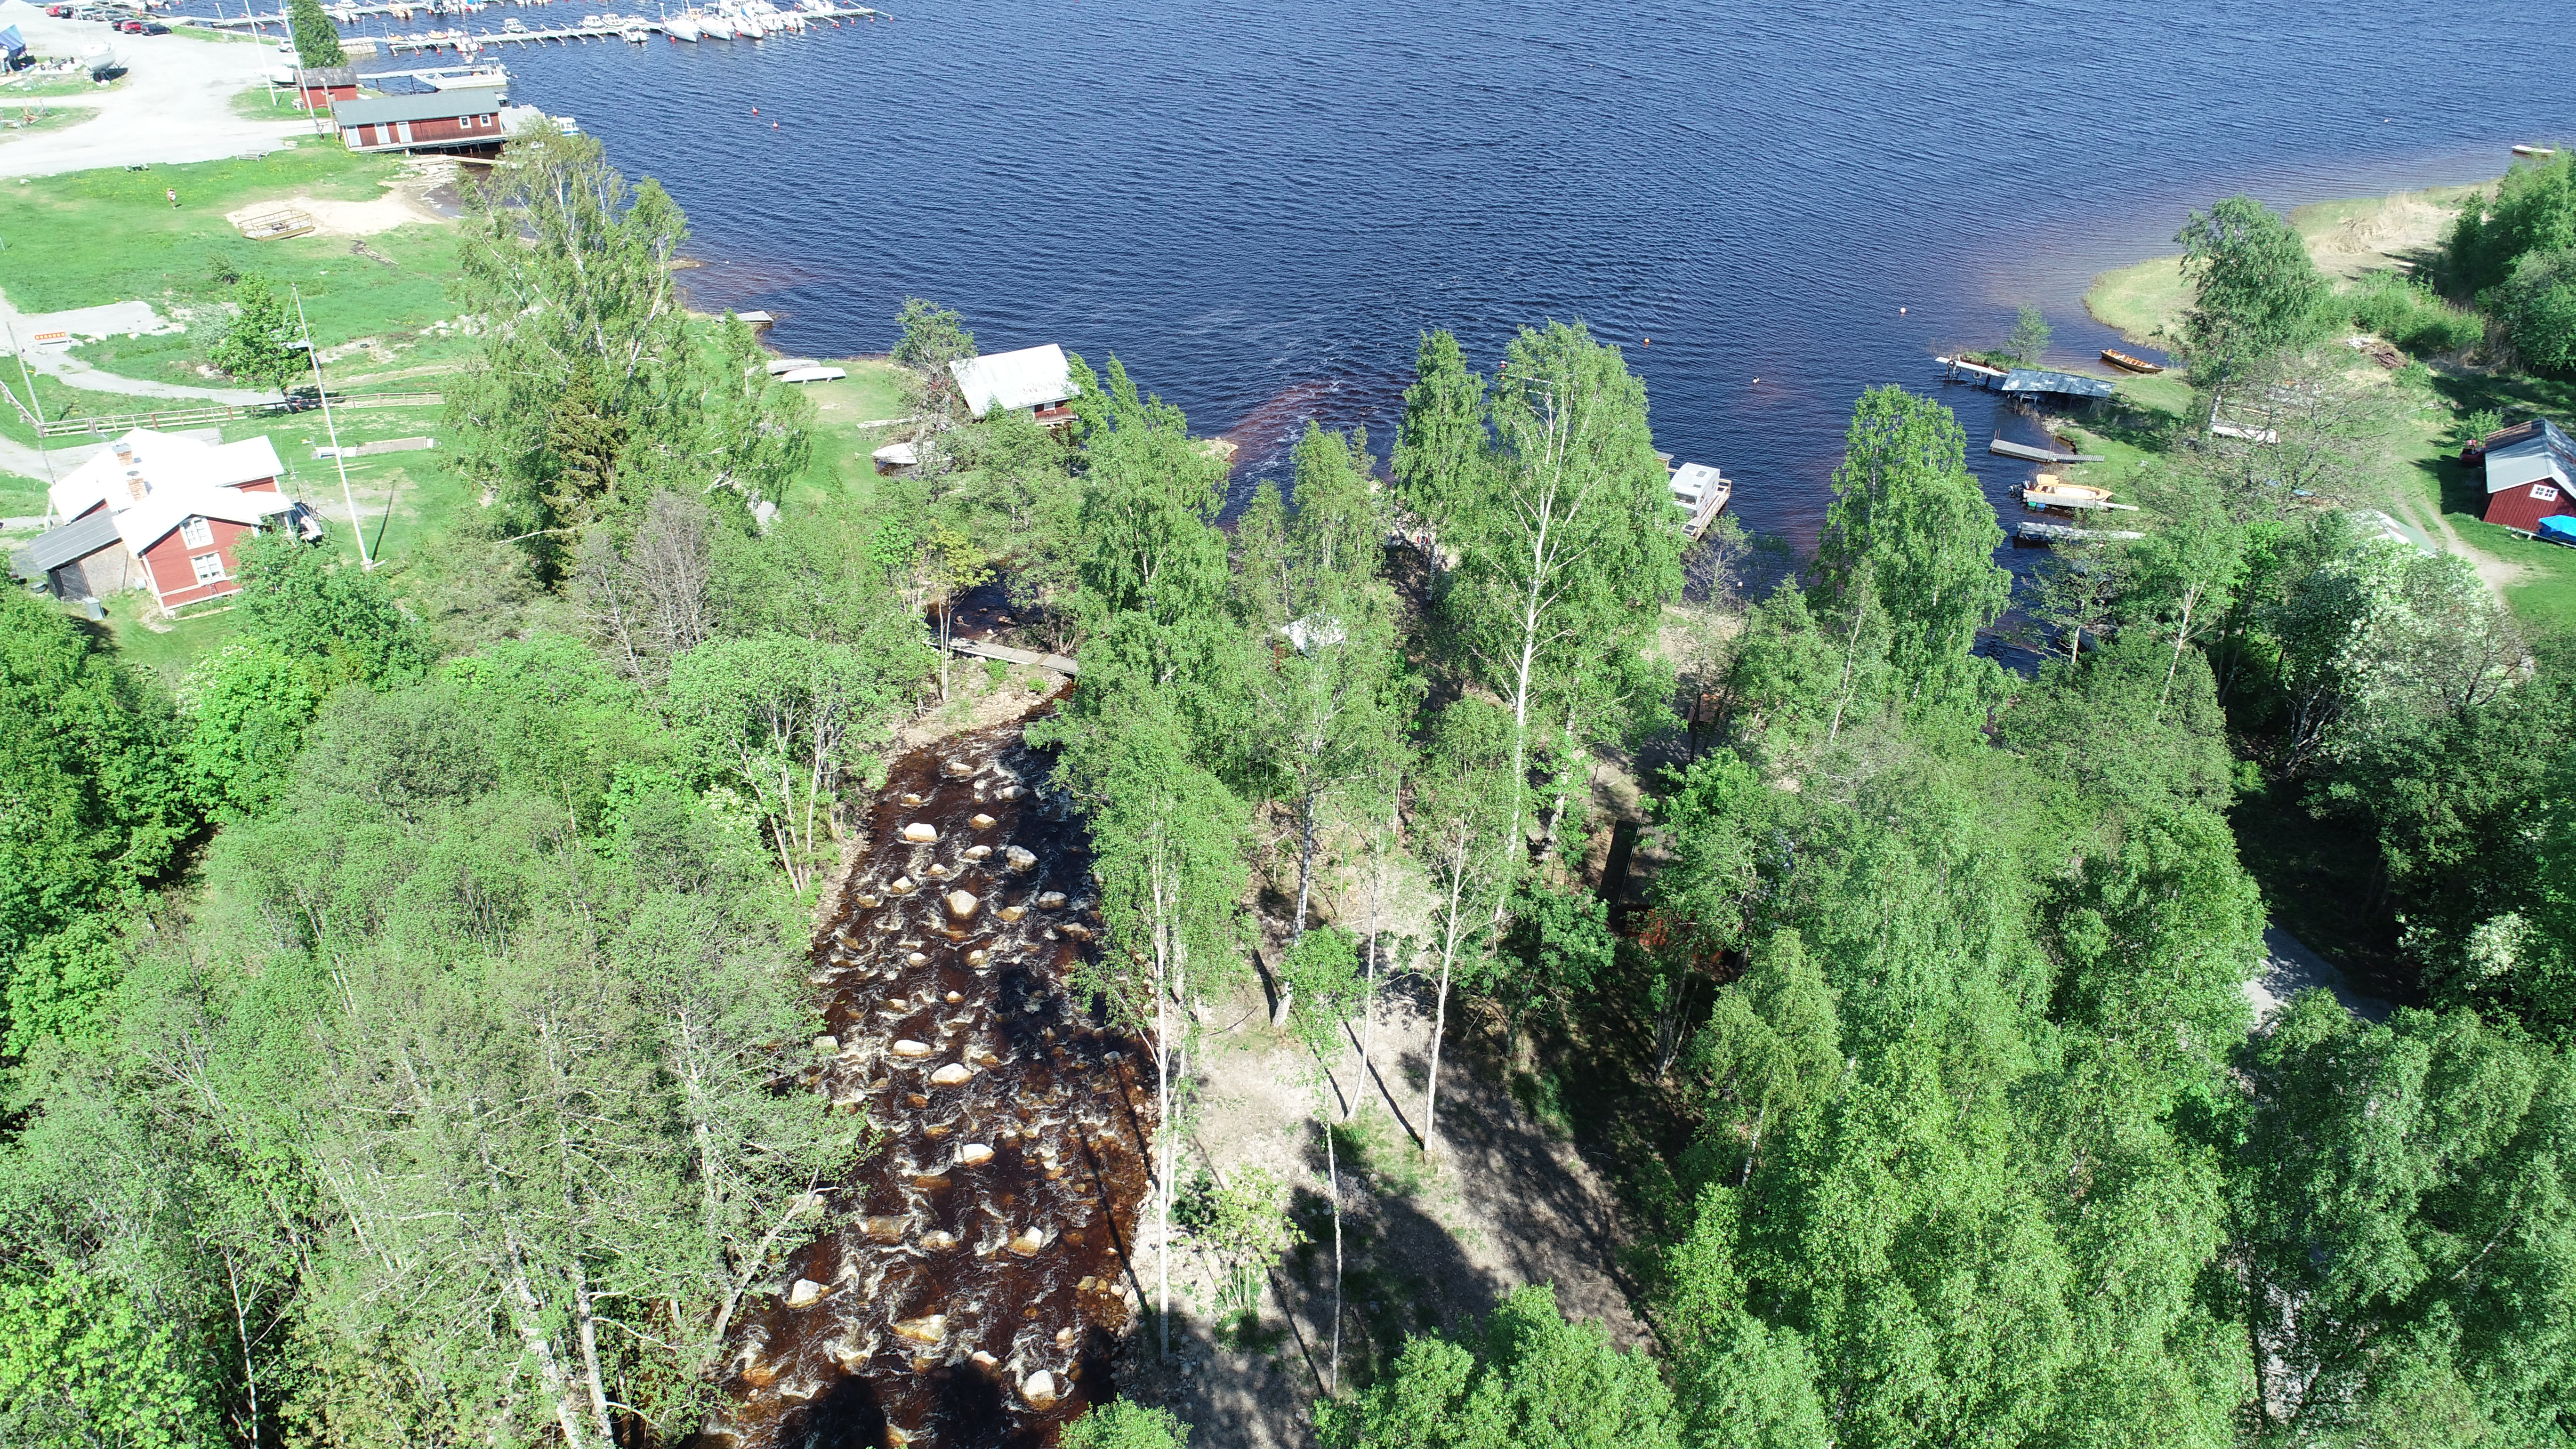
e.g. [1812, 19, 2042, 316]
[9, 429, 314, 612]
[330, 88, 509, 154]
[295, 65, 360, 109]
[2477, 418, 2576, 532]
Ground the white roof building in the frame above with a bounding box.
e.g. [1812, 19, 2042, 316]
[54, 429, 290, 525]
[947, 344, 1075, 421]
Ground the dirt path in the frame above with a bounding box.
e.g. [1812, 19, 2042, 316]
[1138, 983, 1647, 1449]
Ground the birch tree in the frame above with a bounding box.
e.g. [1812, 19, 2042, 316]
[1041, 685, 1250, 1359]
[1410, 699, 1519, 1157]
[1443, 322, 1684, 866]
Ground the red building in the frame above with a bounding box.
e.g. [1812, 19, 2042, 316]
[330, 88, 509, 154]
[2477, 418, 2576, 532]
[296, 65, 361, 109]
[8, 429, 314, 612]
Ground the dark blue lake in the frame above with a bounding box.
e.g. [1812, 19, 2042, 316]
[281, 2, 2573, 553]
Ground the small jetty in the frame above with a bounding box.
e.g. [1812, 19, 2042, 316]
[1668, 460, 1732, 539]
[194, 0, 885, 52]
[948, 636, 1079, 677]
[1938, 356, 2118, 401]
[1991, 437, 2103, 464]
[2017, 520, 2143, 545]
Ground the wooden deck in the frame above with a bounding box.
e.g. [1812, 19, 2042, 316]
[948, 636, 1079, 677]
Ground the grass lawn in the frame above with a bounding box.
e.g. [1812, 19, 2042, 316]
[783, 357, 913, 510]
[0, 137, 476, 388]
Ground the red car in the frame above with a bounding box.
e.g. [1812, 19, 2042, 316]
[45, 4, 73, 15]
[119, 18, 143, 31]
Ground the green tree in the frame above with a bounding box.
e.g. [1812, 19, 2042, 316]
[2496, 246, 2576, 373]
[1318, 1283, 1682, 1449]
[287, 0, 345, 67]
[2174, 195, 2329, 427]
[2004, 303, 2052, 366]
[2444, 149, 2576, 297]
[1278, 925, 1366, 1386]
[207, 275, 302, 399]
[889, 296, 978, 420]
[1038, 678, 1250, 1357]
[1441, 320, 1684, 867]
[447, 130, 697, 573]
[0, 1262, 216, 1448]
[1391, 330, 1489, 571]
[0, 592, 188, 1046]
[1061, 1399, 1192, 1449]
[1411, 698, 1520, 1156]
[2234, 999, 2576, 1444]
[666, 631, 930, 892]
[1810, 386, 2006, 709]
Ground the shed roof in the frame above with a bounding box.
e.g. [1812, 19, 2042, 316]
[331, 88, 507, 127]
[2484, 418, 2576, 494]
[948, 344, 1073, 419]
[11, 508, 121, 578]
[2001, 368, 2117, 400]
[299, 65, 358, 88]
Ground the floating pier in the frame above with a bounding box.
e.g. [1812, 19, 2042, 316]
[1990, 437, 2103, 464]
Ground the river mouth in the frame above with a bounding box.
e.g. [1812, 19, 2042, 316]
[710, 715, 1152, 1449]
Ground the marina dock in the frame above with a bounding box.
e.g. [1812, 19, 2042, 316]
[191, 0, 884, 52]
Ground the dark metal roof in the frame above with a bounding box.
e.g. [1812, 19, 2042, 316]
[12, 510, 121, 578]
[299, 64, 357, 87]
[2485, 417, 2576, 460]
[2001, 368, 2117, 400]
[331, 88, 506, 127]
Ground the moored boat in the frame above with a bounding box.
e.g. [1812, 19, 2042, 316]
[2100, 347, 2165, 374]
[664, 10, 700, 37]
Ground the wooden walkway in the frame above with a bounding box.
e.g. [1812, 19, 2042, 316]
[948, 636, 1079, 677]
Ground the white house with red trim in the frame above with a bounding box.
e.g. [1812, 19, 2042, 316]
[11, 429, 316, 612]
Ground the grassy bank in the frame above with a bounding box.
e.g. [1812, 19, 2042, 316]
[2085, 184, 2488, 344]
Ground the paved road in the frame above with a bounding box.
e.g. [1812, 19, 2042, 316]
[0, 0, 314, 178]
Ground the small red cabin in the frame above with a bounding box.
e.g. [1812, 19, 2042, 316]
[2477, 418, 2576, 533]
[296, 65, 360, 109]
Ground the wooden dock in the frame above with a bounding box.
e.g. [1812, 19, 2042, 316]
[1990, 437, 2103, 464]
[2016, 520, 2143, 545]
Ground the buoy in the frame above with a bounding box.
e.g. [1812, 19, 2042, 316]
[1642, 337, 1650, 346]
[1899, 306, 1908, 314]
[772, 121, 778, 129]
[751, 106, 758, 114]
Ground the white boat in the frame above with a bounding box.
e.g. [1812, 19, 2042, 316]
[422, 63, 508, 87]
[663, 11, 699, 37]
[733, 10, 766, 37]
[778, 366, 846, 384]
[698, 11, 737, 37]
[622, 23, 648, 40]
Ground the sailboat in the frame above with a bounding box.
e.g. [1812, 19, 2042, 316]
[663, 8, 700, 37]
[699, 9, 737, 37]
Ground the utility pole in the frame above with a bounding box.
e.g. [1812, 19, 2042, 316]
[2, 321, 59, 514]
[291, 284, 373, 568]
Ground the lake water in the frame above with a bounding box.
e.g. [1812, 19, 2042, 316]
[248, 2, 2570, 552]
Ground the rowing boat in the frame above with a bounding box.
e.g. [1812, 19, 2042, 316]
[2100, 348, 2165, 374]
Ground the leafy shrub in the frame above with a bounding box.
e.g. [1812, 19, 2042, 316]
[2339, 271, 2484, 356]
[2497, 246, 2576, 373]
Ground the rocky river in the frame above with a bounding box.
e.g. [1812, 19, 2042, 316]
[708, 717, 1153, 1449]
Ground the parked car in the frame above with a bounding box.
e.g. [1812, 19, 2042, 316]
[139, 20, 167, 32]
